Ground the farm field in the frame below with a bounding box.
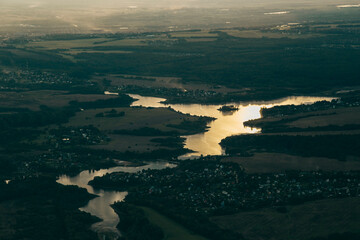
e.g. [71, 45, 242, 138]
[211, 197, 360, 240]
[140, 206, 208, 240]
[223, 153, 360, 173]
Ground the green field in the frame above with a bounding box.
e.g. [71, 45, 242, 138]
[211, 197, 360, 240]
[140, 206, 208, 240]
[66, 107, 200, 133]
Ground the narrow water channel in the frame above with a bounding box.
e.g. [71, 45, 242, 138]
[58, 94, 334, 239]
[57, 162, 175, 239]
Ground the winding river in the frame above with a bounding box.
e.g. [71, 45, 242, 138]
[57, 94, 334, 239]
[57, 162, 175, 239]
[128, 94, 335, 158]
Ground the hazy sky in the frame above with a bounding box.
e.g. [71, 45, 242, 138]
[1, 0, 355, 9]
[1, 0, 359, 34]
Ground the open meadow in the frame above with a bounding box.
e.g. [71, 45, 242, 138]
[211, 198, 360, 240]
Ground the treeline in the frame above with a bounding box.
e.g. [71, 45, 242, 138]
[260, 93, 360, 118]
[0, 177, 99, 240]
[113, 203, 164, 240]
[260, 100, 337, 117]
[0, 105, 76, 130]
[70, 34, 360, 89]
[0, 106, 76, 148]
[0, 97, 132, 132]
[3, 30, 360, 92]
[220, 134, 360, 160]
[0, 176, 93, 205]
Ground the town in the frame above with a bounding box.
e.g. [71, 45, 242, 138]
[90, 159, 360, 216]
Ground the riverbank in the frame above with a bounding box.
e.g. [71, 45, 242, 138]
[0, 92, 353, 240]
[221, 92, 360, 162]
[90, 159, 360, 240]
[57, 162, 176, 239]
[112, 203, 208, 240]
[86, 92, 360, 240]
[0, 176, 99, 240]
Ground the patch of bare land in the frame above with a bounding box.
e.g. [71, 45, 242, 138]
[211, 197, 360, 240]
[223, 153, 360, 173]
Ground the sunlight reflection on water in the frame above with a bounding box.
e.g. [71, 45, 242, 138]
[129, 94, 335, 158]
[57, 94, 334, 238]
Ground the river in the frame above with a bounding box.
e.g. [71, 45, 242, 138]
[57, 162, 175, 239]
[57, 94, 334, 239]
[128, 94, 335, 158]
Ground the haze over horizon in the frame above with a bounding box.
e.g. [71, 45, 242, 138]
[2, 0, 360, 10]
[1, 0, 360, 240]
[1, 0, 359, 35]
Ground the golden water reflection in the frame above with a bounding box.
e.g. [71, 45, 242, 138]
[130, 94, 335, 158]
[57, 162, 175, 237]
[56, 95, 335, 237]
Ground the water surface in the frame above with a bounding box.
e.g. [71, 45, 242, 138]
[57, 162, 175, 239]
[58, 94, 334, 238]
[129, 94, 334, 158]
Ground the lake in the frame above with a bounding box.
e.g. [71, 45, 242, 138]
[58, 94, 334, 239]
[129, 94, 334, 158]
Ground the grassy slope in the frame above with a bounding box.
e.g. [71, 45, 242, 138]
[211, 198, 360, 240]
[139, 206, 208, 240]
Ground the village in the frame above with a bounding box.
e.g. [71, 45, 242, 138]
[0, 125, 116, 180]
[90, 160, 360, 216]
[0, 70, 74, 86]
